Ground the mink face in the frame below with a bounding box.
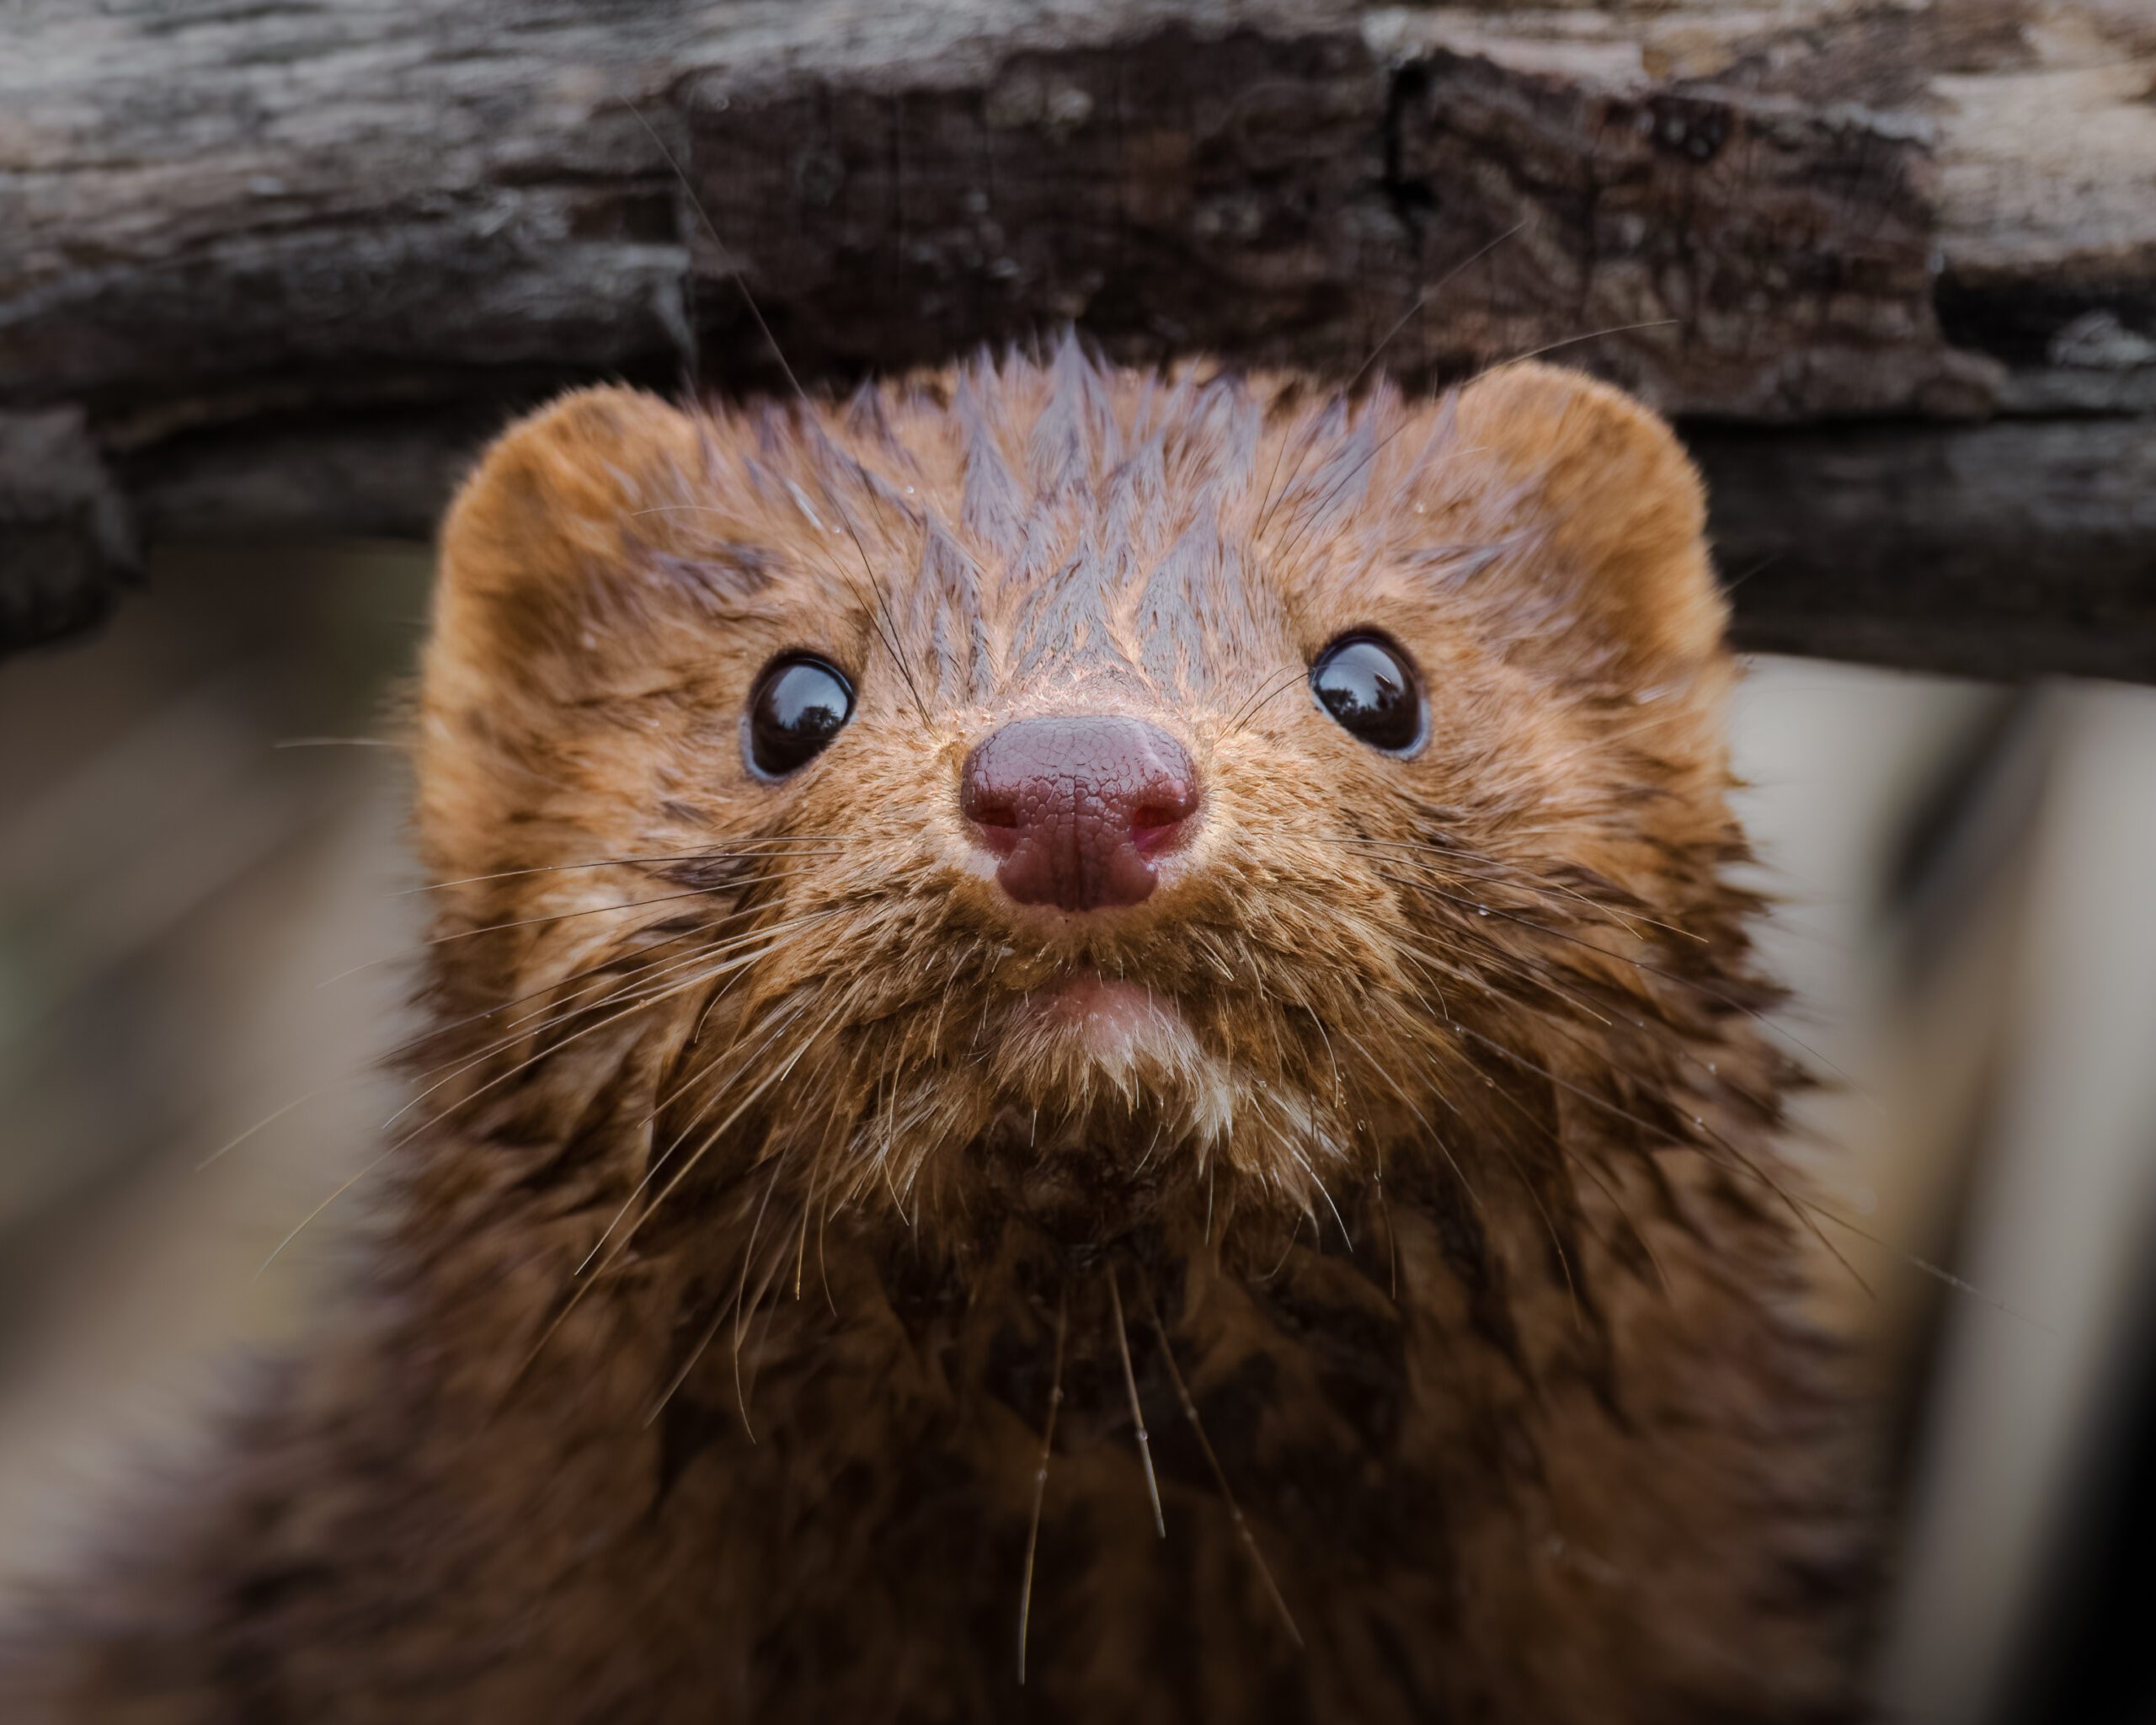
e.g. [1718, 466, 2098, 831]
[8, 344, 1869, 1725]
[416, 344, 1745, 1282]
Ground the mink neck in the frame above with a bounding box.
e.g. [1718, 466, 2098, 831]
[379, 961, 1787, 1514]
[386, 1103, 1630, 1482]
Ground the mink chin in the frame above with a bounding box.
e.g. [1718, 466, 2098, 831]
[2, 339, 1880, 1725]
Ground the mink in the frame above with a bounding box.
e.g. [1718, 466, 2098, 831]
[2, 344, 1876, 1722]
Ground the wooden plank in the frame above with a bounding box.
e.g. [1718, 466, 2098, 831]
[3, 0, 2149, 673]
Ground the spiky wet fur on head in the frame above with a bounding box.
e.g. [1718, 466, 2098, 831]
[5, 344, 1870, 1725]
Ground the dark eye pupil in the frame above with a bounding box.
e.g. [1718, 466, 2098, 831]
[748, 656, 854, 777]
[1311, 634, 1422, 752]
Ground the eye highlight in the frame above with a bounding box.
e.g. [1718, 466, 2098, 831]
[746, 654, 855, 778]
[1310, 633, 1424, 754]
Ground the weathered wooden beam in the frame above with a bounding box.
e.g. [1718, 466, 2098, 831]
[3, 0, 2150, 674]
[1696, 419, 2156, 684]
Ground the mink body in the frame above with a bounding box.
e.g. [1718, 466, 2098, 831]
[3, 346, 1874, 1722]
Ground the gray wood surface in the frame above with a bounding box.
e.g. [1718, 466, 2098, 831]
[3, 0, 2150, 677]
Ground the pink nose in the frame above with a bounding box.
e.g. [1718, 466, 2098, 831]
[960, 716, 1201, 912]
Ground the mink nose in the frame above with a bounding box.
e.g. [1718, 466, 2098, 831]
[960, 716, 1201, 913]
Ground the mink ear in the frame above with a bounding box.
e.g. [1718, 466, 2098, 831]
[417, 387, 717, 876]
[1447, 361, 1726, 673]
[429, 384, 708, 680]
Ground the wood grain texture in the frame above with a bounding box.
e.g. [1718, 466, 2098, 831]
[2, 0, 2150, 674]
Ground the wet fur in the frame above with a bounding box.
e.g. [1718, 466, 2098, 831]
[3, 345, 1873, 1721]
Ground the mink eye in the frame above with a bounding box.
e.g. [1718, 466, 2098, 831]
[1310, 633, 1424, 754]
[746, 655, 855, 778]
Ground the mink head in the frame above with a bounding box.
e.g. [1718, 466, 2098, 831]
[414, 341, 1754, 1290]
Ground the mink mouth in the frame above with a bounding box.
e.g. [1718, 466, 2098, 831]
[1022, 969, 1186, 1060]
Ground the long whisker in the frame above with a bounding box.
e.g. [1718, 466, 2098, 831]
[1394, 873, 1854, 1082]
[624, 101, 935, 733]
[483, 928, 761, 1044]
[383, 922, 813, 1139]
[1221, 663, 1313, 740]
[574, 1001, 812, 1276]
[512, 998, 843, 1395]
[420, 886, 752, 950]
[1107, 1265, 1166, 1539]
[398, 838, 847, 896]
[1348, 217, 1531, 396]
[1396, 910, 1785, 1302]
[1140, 1275, 1302, 1650]
[1463, 1097, 1586, 1336]
[1454, 989, 2031, 1321]
[1395, 924, 1613, 1030]
[1270, 418, 1417, 574]
[348, 964, 786, 1275]
[1255, 220, 1527, 537]
[1288, 1146, 1353, 1249]
[1017, 1284, 1069, 1685]
[1435, 1023, 1672, 1299]
[200, 926, 720, 1173]
[1475, 318, 1681, 376]
[643, 1155, 787, 1437]
[385, 922, 706, 1062]
[257, 941, 796, 1279]
[1331, 833, 1699, 943]
[589, 976, 861, 1274]
[1251, 408, 1303, 543]
[1337, 1028, 1480, 1215]
[398, 906, 841, 1108]
[1448, 1020, 1870, 1296]
[632, 498, 927, 739]
[798, 1112, 853, 1302]
[398, 920, 771, 1097]
[254, 1145, 394, 1278]
[195, 1084, 341, 1173]
[315, 884, 752, 988]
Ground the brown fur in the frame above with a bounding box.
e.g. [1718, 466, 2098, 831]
[3, 344, 1874, 1722]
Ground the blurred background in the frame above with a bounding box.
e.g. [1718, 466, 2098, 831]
[0, 542, 2149, 1722]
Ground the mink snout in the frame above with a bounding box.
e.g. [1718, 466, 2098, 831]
[960, 714, 1201, 912]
